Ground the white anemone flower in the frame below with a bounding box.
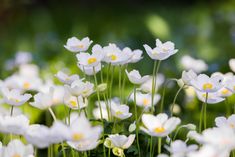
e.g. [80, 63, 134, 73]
[15, 51, 32, 66]
[64, 37, 93, 52]
[102, 44, 132, 65]
[143, 39, 178, 60]
[1, 88, 32, 106]
[141, 113, 181, 137]
[190, 74, 223, 93]
[65, 80, 94, 97]
[180, 55, 208, 73]
[127, 49, 143, 63]
[225, 76, 235, 93]
[215, 114, 235, 129]
[181, 69, 197, 86]
[165, 140, 198, 157]
[76, 44, 104, 67]
[188, 145, 229, 157]
[130, 92, 160, 109]
[2, 139, 34, 157]
[140, 73, 165, 93]
[229, 58, 235, 72]
[64, 89, 88, 109]
[0, 114, 29, 135]
[125, 69, 150, 84]
[68, 114, 102, 142]
[195, 90, 225, 104]
[55, 71, 80, 85]
[78, 63, 102, 76]
[104, 134, 135, 149]
[111, 102, 132, 120]
[67, 138, 100, 152]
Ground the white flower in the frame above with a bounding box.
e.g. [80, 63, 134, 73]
[104, 134, 135, 149]
[141, 113, 181, 137]
[65, 80, 94, 97]
[143, 39, 178, 60]
[2, 139, 34, 157]
[68, 114, 102, 142]
[181, 70, 197, 85]
[127, 49, 143, 63]
[55, 71, 80, 85]
[130, 92, 160, 109]
[15, 51, 33, 66]
[1, 88, 32, 106]
[180, 55, 208, 73]
[93, 101, 109, 121]
[165, 140, 198, 157]
[195, 90, 225, 104]
[111, 102, 132, 120]
[67, 138, 100, 152]
[64, 37, 92, 52]
[229, 59, 235, 72]
[0, 114, 29, 135]
[76, 44, 104, 67]
[215, 114, 235, 129]
[128, 121, 136, 132]
[225, 76, 235, 93]
[78, 63, 102, 76]
[190, 74, 223, 93]
[125, 69, 150, 84]
[64, 89, 88, 109]
[30, 89, 53, 110]
[102, 44, 132, 65]
[140, 73, 165, 93]
[188, 145, 229, 157]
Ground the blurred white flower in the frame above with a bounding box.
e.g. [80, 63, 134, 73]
[78, 63, 102, 76]
[180, 55, 208, 73]
[0, 114, 29, 135]
[191, 74, 223, 93]
[229, 58, 235, 72]
[15, 51, 33, 65]
[67, 138, 100, 152]
[2, 139, 34, 157]
[126, 48, 143, 63]
[225, 75, 235, 93]
[104, 134, 135, 149]
[195, 90, 225, 104]
[111, 102, 132, 120]
[125, 69, 150, 84]
[165, 140, 198, 157]
[65, 80, 94, 97]
[143, 39, 178, 60]
[76, 44, 104, 67]
[128, 121, 136, 132]
[130, 92, 160, 109]
[93, 101, 109, 121]
[140, 73, 165, 93]
[188, 145, 229, 157]
[181, 69, 197, 86]
[141, 113, 181, 137]
[64, 89, 88, 109]
[55, 71, 80, 85]
[1, 88, 31, 106]
[64, 37, 93, 52]
[215, 114, 235, 130]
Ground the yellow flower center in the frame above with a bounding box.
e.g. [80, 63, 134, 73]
[203, 83, 213, 90]
[87, 57, 97, 64]
[110, 54, 117, 61]
[162, 48, 168, 52]
[143, 98, 150, 106]
[77, 44, 84, 48]
[23, 82, 31, 89]
[230, 124, 235, 128]
[12, 154, 21, 157]
[221, 89, 229, 95]
[152, 50, 158, 55]
[116, 111, 123, 115]
[70, 100, 77, 107]
[72, 133, 84, 141]
[154, 127, 165, 133]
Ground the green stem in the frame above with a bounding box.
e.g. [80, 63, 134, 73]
[119, 65, 122, 99]
[158, 138, 162, 154]
[171, 85, 185, 116]
[121, 64, 128, 103]
[199, 102, 204, 133]
[93, 67, 106, 157]
[149, 137, 153, 157]
[134, 86, 141, 157]
[204, 92, 208, 130]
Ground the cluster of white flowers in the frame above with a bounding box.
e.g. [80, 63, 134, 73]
[0, 36, 234, 157]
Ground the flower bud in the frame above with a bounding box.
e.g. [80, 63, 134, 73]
[97, 83, 107, 92]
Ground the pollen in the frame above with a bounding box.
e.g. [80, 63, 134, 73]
[143, 98, 150, 106]
[221, 89, 229, 95]
[70, 100, 77, 107]
[162, 48, 169, 52]
[230, 124, 235, 128]
[110, 54, 117, 61]
[23, 82, 31, 89]
[88, 57, 97, 64]
[12, 154, 21, 157]
[154, 127, 165, 133]
[203, 83, 213, 90]
[72, 133, 84, 141]
[116, 111, 123, 115]
[77, 44, 84, 48]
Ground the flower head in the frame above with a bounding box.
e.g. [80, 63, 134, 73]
[64, 37, 92, 52]
[125, 69, 150, 84]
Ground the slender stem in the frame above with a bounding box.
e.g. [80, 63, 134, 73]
[119, 65, 122, 99]
[225, 98, 230, 116]
[10, 106, 14, 116]
[100, 64, 104, 83]
[112, 118, 117, 133]
[151, 61, 158, 113]
[134, 86, 141, 157]
[199, 102, 204, 133]
[204, 92, 208, 130]
[158, 138, 162, 154]
[149, 136, 153, 157]
[93, 67, 106, 157]
[171, 85, 185, 116]
[68, 108, 71, 125]
[121, 64, 128, 103]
